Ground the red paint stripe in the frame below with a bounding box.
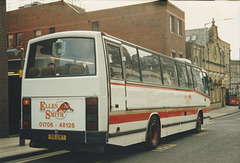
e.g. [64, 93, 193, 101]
[111, 82, 125, 86]
[109, 112, 151, 124]
[202, 108, 211, 113]
[109, 108, 210, 125]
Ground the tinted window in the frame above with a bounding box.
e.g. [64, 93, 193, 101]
[139, 50, 162, 84]
[26, 38, 96, 78]
[187, 66, 193, 88]
[122, 44, 141, 82]
[176, 63, 188, 87]
[106, 44, 123, 79]
[161, 57, 178, 86]
[192, 67, 204, 93]
[203, 72, 209, 95]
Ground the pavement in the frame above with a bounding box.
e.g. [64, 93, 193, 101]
[0, 105, 239, 160]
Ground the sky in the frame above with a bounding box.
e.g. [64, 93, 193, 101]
[171, 1, 240, 60]
[6, 0, 240, 60]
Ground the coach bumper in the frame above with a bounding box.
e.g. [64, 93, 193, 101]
[20, 129, 107, 148]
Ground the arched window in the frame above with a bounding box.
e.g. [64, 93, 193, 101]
[193, 56, 199, 66]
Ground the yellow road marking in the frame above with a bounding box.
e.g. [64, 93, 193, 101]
[208, 120, 215, 125]
[194, 131, 209, 136]
[153, 144, 177, 152]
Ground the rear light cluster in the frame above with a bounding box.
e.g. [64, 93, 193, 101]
[86, 98, 98, 131]
[22, 98, 31, 129]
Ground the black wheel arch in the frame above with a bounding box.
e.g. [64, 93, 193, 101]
[197, 109, 203, 124]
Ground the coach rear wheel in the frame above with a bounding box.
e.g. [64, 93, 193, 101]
[145, 116, 160, 150]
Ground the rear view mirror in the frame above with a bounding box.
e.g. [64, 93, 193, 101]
[52, 39, 66, 57]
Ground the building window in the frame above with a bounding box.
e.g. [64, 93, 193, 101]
[34, 29, 42, 37]
[49, 27, 55, 34]
[16, 32, 22, 47]
[194, 56, 199, 66]
[192, 35, 197, 41]
[7, 34, 14, 48]
[170, 15, 175, 33]
[92, 21, 99, 31]
[186, 36, 190, 41]
[177, 19, 182, 36]
[178, 54, 183, 58]
[171, 52, 176, 58]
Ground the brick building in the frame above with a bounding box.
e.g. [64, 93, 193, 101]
[0, 0, 9, 137]
[186, 19, 231, 108]
[7, 0, 185, 66]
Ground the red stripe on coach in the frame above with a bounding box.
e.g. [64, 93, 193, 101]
[109, 108, 210, 125]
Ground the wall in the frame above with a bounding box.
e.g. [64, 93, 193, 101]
[7, 1, 185, 59]
[0, 0, 9, 137]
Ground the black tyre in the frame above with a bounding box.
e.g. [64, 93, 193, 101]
[195, 114, 202, 133]
[145, 116, 160, 150]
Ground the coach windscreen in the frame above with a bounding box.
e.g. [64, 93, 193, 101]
[25, 38, 96, 78]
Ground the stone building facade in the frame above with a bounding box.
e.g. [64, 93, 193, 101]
[185, 42, 204, 68]
[186, 19, 231, 108]
[0, 0, 9, 137]
[230, 60, 240, 96]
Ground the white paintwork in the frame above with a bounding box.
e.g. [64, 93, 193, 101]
[110, 80, 126, 111]
[22, 31, 109, 132]
[31, 97, 85, 131]
[160, 115, 197, 137]
[109, 132, 146, 146]
[108, 120, 147, 146]
[22, 31, 210, 148]
[126, 85, 210, 109]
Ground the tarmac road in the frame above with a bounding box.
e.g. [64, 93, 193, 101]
[0, 106, 239, 163]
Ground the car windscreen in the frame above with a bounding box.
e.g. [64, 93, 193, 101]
[25, 37, 96, 78]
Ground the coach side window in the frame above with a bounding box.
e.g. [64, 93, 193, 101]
[122, 44, 141, 82]
[139, 50, 162, 84]
[192, 67, 204, 93]
[203, 72, 209, 95]
[106, 43, 123, 79]
[186, 66, 193, 88]
[176, 63, 188, 88]
[160, 57, 178, 86]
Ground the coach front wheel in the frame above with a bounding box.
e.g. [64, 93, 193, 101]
[145, 116, 160, 150]
[195, 114, 202, 133]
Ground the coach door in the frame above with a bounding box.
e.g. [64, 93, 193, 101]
[106, 41, 126, 111]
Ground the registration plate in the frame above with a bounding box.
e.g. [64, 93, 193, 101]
[48, 134, 66, 140]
